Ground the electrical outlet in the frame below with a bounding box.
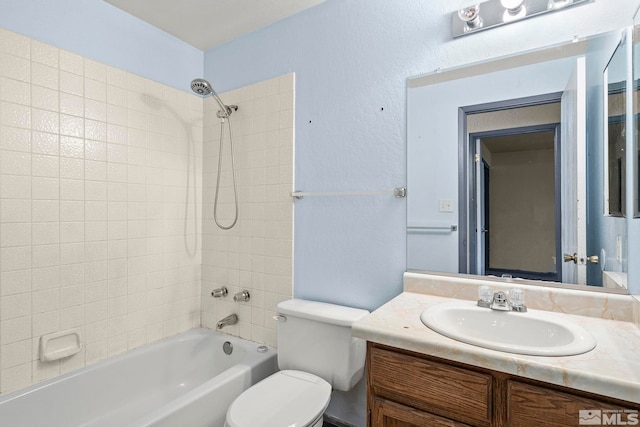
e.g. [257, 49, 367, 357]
[439, 199, 454, 212]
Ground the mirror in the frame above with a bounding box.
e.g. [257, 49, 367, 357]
[407, 28, 631, 293]
[634, 26, 640, 218]
[605, 40, 627, 218]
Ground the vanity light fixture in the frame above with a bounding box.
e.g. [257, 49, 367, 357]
[452, 0, 591, 38]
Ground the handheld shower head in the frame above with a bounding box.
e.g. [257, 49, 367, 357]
[190, 78, 237, 118]
[191, 78, 213, 96]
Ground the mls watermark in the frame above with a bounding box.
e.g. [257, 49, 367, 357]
[579, 409, 639, 425]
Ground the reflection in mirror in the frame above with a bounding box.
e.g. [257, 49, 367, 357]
[407, 28, 630, 293]
[467, 106, 560, 282]
[605, 40, 627, 218]
[634, 26, 640, 218]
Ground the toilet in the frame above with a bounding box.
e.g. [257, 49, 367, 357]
[225, 299, 370, 427]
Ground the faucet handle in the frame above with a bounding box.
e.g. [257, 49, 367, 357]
[508, 288, 524, 305]
[233, 290, 250, 302]
[508, 289, 527, 311]
[211, 287, 228, 298]
[477, 285, 493, 307]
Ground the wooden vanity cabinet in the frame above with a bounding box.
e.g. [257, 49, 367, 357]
[367, 343, 640, 427]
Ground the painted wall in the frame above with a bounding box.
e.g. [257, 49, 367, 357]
[0, 0, 202, 92]
[204, 0, 640, 311]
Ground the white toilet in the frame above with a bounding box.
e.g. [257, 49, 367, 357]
[225, 299, 370, 427]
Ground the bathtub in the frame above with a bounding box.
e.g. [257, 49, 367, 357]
[0, 328, 278, 427]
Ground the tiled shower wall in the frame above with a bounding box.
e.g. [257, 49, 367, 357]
[201, 74, 294, 347]
[0, 28, 203, 393]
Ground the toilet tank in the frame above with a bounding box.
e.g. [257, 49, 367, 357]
[275, 299, 370, 392]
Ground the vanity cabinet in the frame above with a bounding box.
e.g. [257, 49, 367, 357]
[367, 343, 640, 427]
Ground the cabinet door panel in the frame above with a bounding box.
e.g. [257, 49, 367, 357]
[373, 398, 473, 427]
[507, 380, 640, 427]
[370, 347, 492, 426]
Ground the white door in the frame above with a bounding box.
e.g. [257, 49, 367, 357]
[560, 56, 587, 285]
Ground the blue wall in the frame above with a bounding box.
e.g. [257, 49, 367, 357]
[0, 0, 202, 91]
[204, 0, 640, 308]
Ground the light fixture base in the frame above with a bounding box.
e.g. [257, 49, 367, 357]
[452, 0, 592, 38]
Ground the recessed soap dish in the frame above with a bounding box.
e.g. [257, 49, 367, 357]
[39, 329, 83, 362]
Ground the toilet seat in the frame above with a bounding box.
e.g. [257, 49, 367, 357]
[225, 370, 331, 427]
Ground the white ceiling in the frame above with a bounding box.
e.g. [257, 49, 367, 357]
[104, 0, 326, 51]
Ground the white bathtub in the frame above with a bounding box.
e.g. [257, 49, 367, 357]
[0, 328, 278, 427]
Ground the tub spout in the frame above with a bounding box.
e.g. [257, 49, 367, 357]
[216, 314, 238, 330]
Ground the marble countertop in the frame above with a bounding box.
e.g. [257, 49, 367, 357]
[353, 291, 640, 404]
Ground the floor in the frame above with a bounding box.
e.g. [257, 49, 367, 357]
[323, 416, 355, 427]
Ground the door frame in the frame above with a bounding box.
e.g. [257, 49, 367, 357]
[458, 92, 563, 280]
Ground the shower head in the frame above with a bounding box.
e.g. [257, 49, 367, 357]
[190, 78, 237, 119]
[191, 78, 214, 96]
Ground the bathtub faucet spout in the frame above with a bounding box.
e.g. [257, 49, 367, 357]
[216, 314, 238, 330]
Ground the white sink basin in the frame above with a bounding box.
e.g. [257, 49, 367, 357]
[420, 301, 596, 356]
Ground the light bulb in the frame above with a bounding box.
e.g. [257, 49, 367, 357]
[548, 0, 573, 9]
[500, 0, 524, 11]
[458, 4, 482, 29]
[501, 0, 526, 21]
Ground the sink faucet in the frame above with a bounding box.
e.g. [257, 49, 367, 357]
[477, 287, 527, 312]
[490, 291, 512, 311]
[216, 314, 238, 329]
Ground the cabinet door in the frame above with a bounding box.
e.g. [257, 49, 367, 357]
[369, 346, 492, 426]
[372, 398, 473, 427]
[506, 380, 640, 427]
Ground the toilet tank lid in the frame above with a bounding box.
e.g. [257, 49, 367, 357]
[277, 299, 369, 327]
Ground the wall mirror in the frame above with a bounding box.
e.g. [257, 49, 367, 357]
[407, 27, 633, 293]
[605, 39, 627, 219]
[634, 26, 640, 218]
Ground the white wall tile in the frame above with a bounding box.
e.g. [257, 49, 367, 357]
[201, 74, 294, 346]
[59, 50, 83, 75]
[1, 126, 31, 152]
[0, 53, 30, 83]
[0, 30, 204, 394]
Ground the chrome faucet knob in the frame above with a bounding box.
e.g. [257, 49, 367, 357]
[211, 287, 228, 298]
[233, 290, 250, 302]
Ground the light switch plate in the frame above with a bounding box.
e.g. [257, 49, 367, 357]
[439, 199, 454, 212]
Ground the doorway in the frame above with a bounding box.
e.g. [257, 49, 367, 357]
[457, 93, 566, 283]
[470, 125, 561, 282]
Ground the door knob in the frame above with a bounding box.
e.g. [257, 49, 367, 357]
[563, 253, 577, 264]
[587, 255, 599, 264]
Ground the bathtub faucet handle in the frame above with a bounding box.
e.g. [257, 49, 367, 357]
[233, 290, 250, 302]
[211, 287, 228, 298]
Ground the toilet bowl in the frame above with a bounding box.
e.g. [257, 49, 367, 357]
[224, 299, 369, 427]
[225, 370, 331, 427]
